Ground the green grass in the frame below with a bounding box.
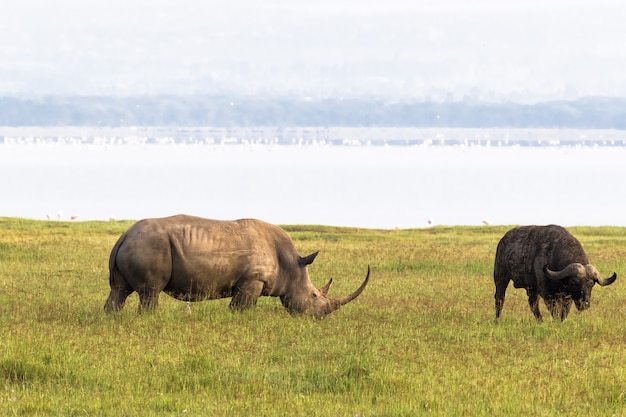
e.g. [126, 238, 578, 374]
[1, 218, 626, 416]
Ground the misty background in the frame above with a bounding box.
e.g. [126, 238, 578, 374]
[2, 0, 626, 126]
[3, 0, 626, 227]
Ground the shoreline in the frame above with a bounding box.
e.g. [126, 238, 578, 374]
[2, 126, 626, 147]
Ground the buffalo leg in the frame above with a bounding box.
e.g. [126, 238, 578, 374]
[230, 280, 264, 311]
[494, 279, 509, 319]
[526, 288, 542, 322]
[560, 299, 572, 320]
[547, 298, 571, 321]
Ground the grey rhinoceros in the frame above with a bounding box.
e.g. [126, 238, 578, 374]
[104, 215, 370, 318]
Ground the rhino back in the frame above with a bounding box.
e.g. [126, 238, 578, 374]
[115, 215, 298, 299]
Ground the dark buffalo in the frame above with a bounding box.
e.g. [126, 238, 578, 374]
[104, 215, 370, 318]
[494, 225, 616, 321]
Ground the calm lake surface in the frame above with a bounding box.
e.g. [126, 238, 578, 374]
[1, 131, 625, 228]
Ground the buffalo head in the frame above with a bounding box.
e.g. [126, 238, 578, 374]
[545, 263, 617, 311]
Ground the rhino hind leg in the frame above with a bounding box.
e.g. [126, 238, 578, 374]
[229, 280, 264, 311]
[137, 286, 163, 313]
[104, 271, 134, 312]
[104, 287, 133, 312]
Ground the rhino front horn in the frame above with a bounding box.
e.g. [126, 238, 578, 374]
[331, 265, 370, 310]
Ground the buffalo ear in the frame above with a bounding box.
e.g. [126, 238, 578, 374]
[298, 251, 319, 267]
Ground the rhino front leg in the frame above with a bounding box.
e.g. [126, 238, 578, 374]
[230, 280, 264, 311]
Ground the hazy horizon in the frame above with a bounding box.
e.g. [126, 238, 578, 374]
[3, 1, 626, 102]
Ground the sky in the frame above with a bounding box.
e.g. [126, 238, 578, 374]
[2, 0, 626, 101]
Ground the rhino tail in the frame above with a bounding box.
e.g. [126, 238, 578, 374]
[108, 232, 127, 286]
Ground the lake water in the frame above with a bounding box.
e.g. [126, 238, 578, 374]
[1, 132, 625, 228]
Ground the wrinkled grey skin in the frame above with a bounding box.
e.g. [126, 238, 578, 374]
[104, 215, 370, 318]
[494, 225, 616, 321]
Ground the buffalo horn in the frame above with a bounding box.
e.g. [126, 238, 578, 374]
[545, 263, 586, 281]
[586, 265, 617, 286]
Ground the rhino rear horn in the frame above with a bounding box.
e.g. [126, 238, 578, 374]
[319, 278, 333, 296]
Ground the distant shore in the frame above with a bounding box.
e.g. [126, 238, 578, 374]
[2, 126, 626, 147]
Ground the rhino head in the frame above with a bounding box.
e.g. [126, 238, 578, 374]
[279, 252, 370, 319]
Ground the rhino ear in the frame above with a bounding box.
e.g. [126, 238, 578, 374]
[298, 251, 319, 267]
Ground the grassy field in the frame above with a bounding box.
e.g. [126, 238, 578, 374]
[1, 218, 626, 416]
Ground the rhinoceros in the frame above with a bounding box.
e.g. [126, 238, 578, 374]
[494, 225, 616, 321]
[104, 215, 370, 318]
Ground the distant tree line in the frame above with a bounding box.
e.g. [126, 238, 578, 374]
[1, 95, 625, 129]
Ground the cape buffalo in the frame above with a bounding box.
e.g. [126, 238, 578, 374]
[494, 225, 616, 321]
[104, 215, 370, 318]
